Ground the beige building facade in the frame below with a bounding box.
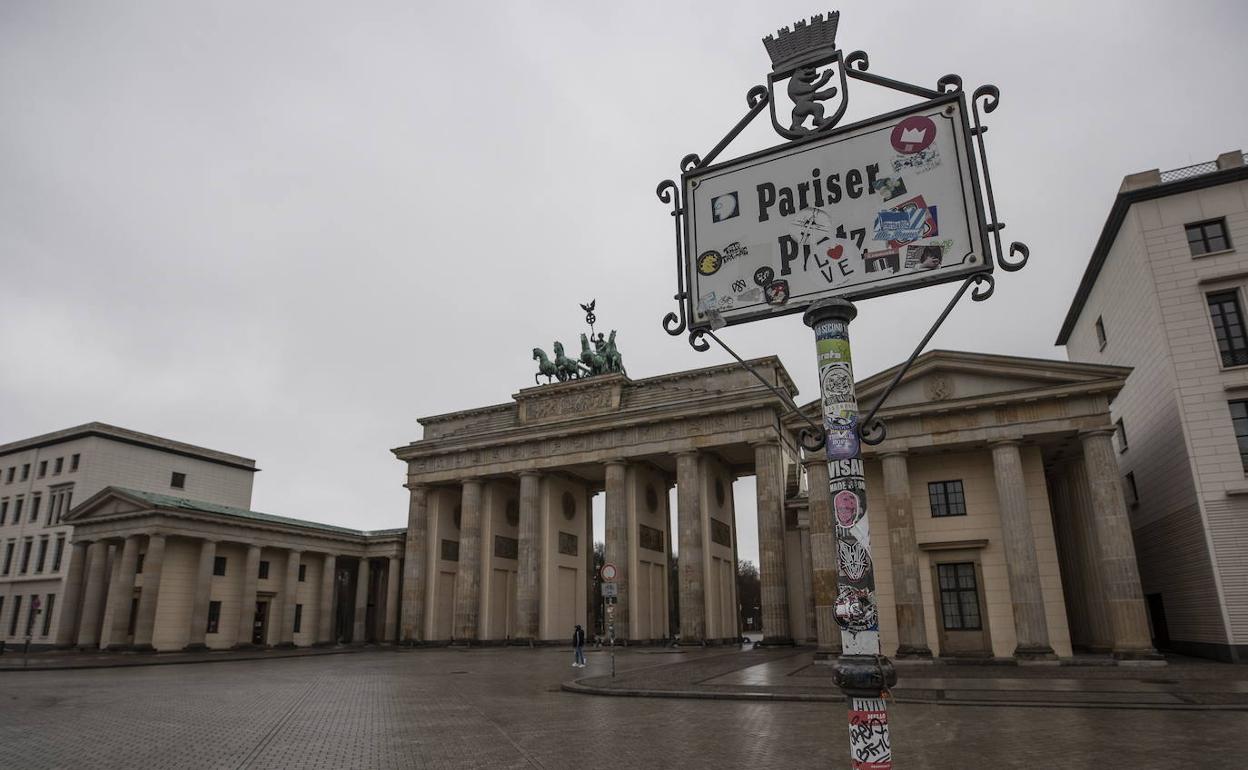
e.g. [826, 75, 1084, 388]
[0, 423, 257, 649]
[42, 352, 1155, 661]
[1059, 150, 1248, 662]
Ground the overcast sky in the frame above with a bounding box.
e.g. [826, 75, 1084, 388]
[3, 1, 1247, 568]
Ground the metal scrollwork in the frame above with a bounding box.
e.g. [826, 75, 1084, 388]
[746, 84, 768, 108]
[968, 84, 1022, 275]
[656, 179, 687, 337]
[936, 74, 962, 93]
[845, 50, 869, 71]
[680, 153, 702, 172]
[1001, 241, 1029, 272]
[970, 272, 995, 302]
[688, 329, 710, 352]
[799, 426, 826, 453]
[859, 418, 887, 446]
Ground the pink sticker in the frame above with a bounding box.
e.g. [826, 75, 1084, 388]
[890, 115, 936, 154]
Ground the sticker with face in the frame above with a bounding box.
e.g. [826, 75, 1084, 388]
[711, 192, 739, 222]
[834, 489, 862, 528]
[697, 250, 723, 276]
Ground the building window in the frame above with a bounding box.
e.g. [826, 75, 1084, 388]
[13, 498, 22, 521]
[213, 556, 227, 576]
[29, 494, 40, 522]
[206, 601, 222, 633]
[1186, 218, 1230, 256]
[1094, 316, 1107, 350]
[52, 537, 65, 571]
[2, 542, 13, 575]
[9, 595, 21, 636]
[1231, 400, 1248, 470]
[258, 560, 270, 579]
[135, 553, 145, 574]
[1207, 290, 1248, 368]
[70, 454, 80, 472]
[1115, 418, 1129, 452]
[928, 481, 967, 517]
[35, 538, 48, 573]
[170, 472, 186, 490]
[37, 461, 47, 479]
[41, 595, 55, 636]
[4, 467, 12, 483]
[937, 563, 982, 630]
[293, 604, 303, 634]
[20, 464, 29, 481]
[53, 457, 63, 475]
[26, 598, 40, 637]
[0, 499, 7, 525]
[298, 564, 307, 582]
[1125, 472, 1140, 507]
[20, 539, 32, 573]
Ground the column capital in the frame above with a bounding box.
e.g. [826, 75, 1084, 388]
[1078, 427, 1116, 440]
[603, 458, 629, 468]
[403, 481, 428, 491]
[673, 449, 701, 458]
[880, 450, 908, 460]
[748, 438, 781, 450]
[989, 438, 1023, 449]
[517, 470, 543, 478]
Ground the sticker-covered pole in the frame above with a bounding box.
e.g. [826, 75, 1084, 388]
[803, 298, 897, 770]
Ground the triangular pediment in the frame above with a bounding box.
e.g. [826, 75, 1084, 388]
[788, 350, 1130, 424]
[63, 487, 152, 523]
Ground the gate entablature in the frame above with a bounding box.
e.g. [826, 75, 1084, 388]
[393, 357, 799, 485]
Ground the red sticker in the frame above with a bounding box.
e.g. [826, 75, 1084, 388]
[827, 244, 844, 260]
[890, 115, 936, 154]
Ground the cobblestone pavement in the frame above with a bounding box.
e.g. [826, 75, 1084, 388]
[2, 646, 1247, 769]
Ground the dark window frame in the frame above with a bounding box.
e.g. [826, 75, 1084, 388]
[206, 600, 222, 633]
[293, 604, 303, 634]
[1095, 316, 1107, 350]
[8, 595, 21, 636]
[258, 560, 270, 580]
[1207, 290, 1248, 368]
[52, 536, 65, 571]
[928, 480, 967, 518]
[170, 471, 186, 490]
[213, 556, 227, 576]
[70, 454, 80, 472]
[37, 461, 47, 478]
[297, 564, 307, 582]
[1115, 418, 1129, 452]
[53, 457, 63, 475]
[1125, 472, 1139, 507]
[35, 538, 48, 573]
[19, 539, 32, 573]
[41, 594, 55, 636]
[1186, 218, 1231, 256]
[937, 562, 983, 631]
[2, 542, 13, 575]
[1230, 399, 1248, 471]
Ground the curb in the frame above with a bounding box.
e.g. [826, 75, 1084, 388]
[0, 646, 370, 673]
[560, 680, 1248, 712]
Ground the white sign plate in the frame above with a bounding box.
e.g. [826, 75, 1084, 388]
[684, 93, 990, 329]
[601, 582, 618, 598]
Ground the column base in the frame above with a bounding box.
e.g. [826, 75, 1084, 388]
[674, 638, 706, 647]
[757, 635, 795, 647]
[274, 642, 297, 650]
[103, 644, 133, 652]
[1114, 648, 1166, 664]
[231, 643, 261, 651]
[1013, 645, 1058, 661]
[182, 643, 209, 652]
[129, 643, 156, 653]
[894, 645, 933, 659]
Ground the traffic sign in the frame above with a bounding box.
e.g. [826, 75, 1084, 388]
[601, 563, 617, 581]
[601, 582, 618, 598]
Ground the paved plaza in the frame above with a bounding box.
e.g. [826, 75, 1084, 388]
[2, 647, 1247, 769]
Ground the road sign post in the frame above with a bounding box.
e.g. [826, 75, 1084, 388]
[655, 10, 1030, 768]
[601, 563, 618, 678]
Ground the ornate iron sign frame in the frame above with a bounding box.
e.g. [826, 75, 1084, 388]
[656, 28, 1030, 450]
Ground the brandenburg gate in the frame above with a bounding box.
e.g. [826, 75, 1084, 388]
[393, 358, 799, 645]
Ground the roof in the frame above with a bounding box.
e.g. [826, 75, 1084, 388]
[73, 487, 402, 538]
[1056, 156, 1248, 345]
[0, 422, 258, 472]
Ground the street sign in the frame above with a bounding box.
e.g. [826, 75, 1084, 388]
[600, 563, 617, 581]
[601, 582, 618, 598]
[685, 93, 990, 331]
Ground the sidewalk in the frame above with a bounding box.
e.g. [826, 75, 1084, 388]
[563, 648, 1248, 711]
[0, 644, 369, 672]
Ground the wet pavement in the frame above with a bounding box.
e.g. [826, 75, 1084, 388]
[2, 646, 1247, 768]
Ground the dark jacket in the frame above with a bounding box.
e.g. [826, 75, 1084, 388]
[573, 627, 585, 647]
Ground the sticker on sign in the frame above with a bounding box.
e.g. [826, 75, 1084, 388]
[683, 93, 989, 330]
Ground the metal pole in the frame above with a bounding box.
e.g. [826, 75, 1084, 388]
[804, 299, 896, 770]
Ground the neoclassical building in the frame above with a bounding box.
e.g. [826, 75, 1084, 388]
[53, 351, 1157, 661]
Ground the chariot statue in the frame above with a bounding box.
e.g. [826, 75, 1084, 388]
[532, 301, 626, 385]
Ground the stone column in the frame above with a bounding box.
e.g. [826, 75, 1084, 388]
[881, 453, 931, 658]
[451, 479, 483, 642]
[516, 472, 542, 642]
[185, 539, 218, 650]
[675, 451, 705, 643]
[54, 540, 89, 647]
[279, 549, 302, 647]
[754, 441, 791, 645]
[318, 553, 337, 644]
[990, 441, 1055, 659]
[1080, 429, 1161, 660]
[131, 533, 167, 651]
[384, 556, 400, 643]
[104, 535, 142, 650]
[604, 459, 630, 640]
[353, 558, 371, 643]
[76, 541, 110, 649]
[235, 544, 262, 648]
[804, 458, 841, 657]
[798, 523, 816, 642]
[400, 484, 428, 643]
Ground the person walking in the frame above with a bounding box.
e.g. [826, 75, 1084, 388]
[572, 624, 586, 667]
